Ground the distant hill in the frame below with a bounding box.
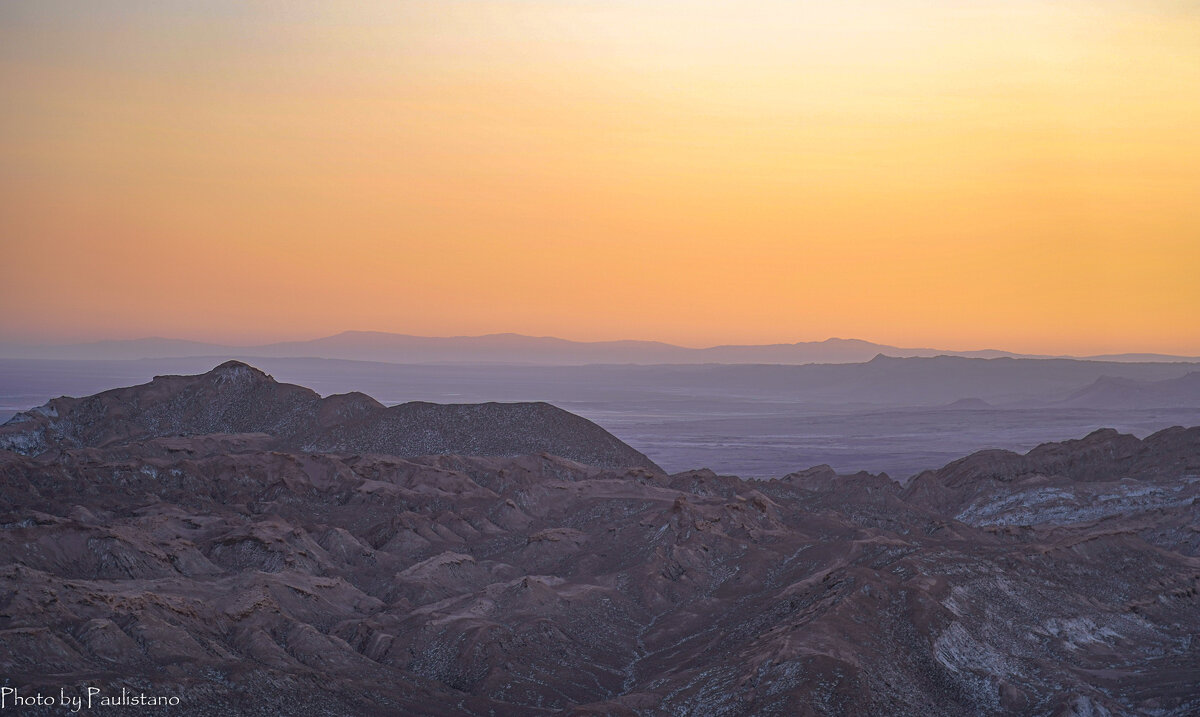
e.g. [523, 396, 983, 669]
[941, 397, 993, 410]
[4, 331, 1196, 365]
[1062, 372, 1200, 409]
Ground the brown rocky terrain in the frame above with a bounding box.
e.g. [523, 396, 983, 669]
[0, 361, 659, 472]
[0, 366, 1197, 715]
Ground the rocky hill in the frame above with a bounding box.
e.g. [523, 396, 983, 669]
[0, 361, 659, 472]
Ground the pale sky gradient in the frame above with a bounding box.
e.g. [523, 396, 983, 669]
[2, 1, 1198, 353]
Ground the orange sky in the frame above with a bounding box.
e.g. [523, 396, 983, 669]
[1, 1, 1198, 354]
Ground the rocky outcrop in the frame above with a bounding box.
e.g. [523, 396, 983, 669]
[902, 426, 1200, 513]
[0, 361, 659, 471]
[901, 427, 1200, 561]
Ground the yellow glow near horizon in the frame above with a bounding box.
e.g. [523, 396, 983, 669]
[1, 1, 1198, 353]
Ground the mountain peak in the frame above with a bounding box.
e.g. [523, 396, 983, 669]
[210, 359, 270, 378]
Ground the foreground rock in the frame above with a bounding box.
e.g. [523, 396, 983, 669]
[0, 435, 1195, 714]
[0, 371, 1197, 715]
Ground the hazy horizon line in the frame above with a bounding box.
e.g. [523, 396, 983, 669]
[2, 329, 1197, 360]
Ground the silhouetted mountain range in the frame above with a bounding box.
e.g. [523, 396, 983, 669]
[3, 331, 1196, 364]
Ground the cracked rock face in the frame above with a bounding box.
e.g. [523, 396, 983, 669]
[1, 368, 1198, 715]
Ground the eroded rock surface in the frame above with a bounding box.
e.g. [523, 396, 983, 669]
[0, 372, 1197, 715]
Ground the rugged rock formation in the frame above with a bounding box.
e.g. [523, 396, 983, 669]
[903, 427, 1200, 521]
[0, 371, 1197, 715]
[0, 361, 659, 472]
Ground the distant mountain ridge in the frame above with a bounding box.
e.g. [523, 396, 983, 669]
[1062, 371, 1200, 409]
[2, 331, 1196, 365]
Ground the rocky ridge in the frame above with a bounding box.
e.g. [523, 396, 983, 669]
[0, 361, 659, 472]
